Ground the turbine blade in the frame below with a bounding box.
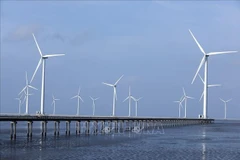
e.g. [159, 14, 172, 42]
[102, 82, 114, 87]
[22, 96, 26, 104]
[29, 85, 38, 90]
[128, 86, 131, 96]
[79, 96, 84, 102]
[208, 84, 221, 87]
[123, 97, 129, 102]
[43, 54, 65, 58]
[95, 97, 100, 101]
[198, 74, 204, 84]
[32, 33, 43, 56]
[182, 87, 186, 96]
[25, 72, 28, 85]
[78, 87, 81, 95]
[19, 86, 26, 95]
[131, 96, 136, 101]
[219, 98, 225, 102]
[137, 97, 142, 101]
[114, 75, 124, 86]
[189, 29, 206, 54]
[199, 91, 204, 101]
[90, 96, 94, 100]
[207, 51, 237, 56]
[55, 99, 60, 100]
[30, 58, 42, 83]
[192, 56, 205, 84]
[226, 98, 232, 102]
[186, 96, 194, 99]
[71, 95, 78, 99]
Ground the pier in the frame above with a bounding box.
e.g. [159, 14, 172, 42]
[0, 114, 214, 140]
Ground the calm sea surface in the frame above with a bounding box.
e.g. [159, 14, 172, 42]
[0, 120, 240, 160]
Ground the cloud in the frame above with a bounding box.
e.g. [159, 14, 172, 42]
[3, 24, 44, 42]
[70, 30, 91, 46]
[47, 33, 67, 42]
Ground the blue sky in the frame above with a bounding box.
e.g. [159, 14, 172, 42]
[1, 1, 240, 119]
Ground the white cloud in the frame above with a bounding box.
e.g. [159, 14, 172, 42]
[3, 24, 44, 42]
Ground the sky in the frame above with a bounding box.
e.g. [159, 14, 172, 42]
[1, 1, 240, 119]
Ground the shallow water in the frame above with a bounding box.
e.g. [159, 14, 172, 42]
[0, 120, 240, 160]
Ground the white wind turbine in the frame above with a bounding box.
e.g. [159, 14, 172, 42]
[15, 93, 24, 114]
[174, 96, 184, 118]
[52, 95, 60, 115]
[102, 75, 124, 116]
[132, 96, 142, 117]
[30, 33, 65, 115]
[182, 87, 194, 118]
[71, 87, 84, 116]
[90, 96, 99, 116]
[189, 29, 237, 119]
[220, 98, 232, 119]
[198, 74, 221, 101]
[123, 86, 134, 117]
[19, 72, 37, 114]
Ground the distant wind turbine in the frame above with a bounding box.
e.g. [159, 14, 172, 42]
[30, 33, 65, 115]
[19, 72, 37, 114]
[132, 96, 142, 117]
[15, 93, 24, 114]
[220, 98, 232, 119]
[71, 87, 84, 116]
[90, 96, 99, 116]
[102, 75, 124, 116]
[174, 96, 184, 118]
[189, 29, 237, 119]
[182, 87, 194, 118]
[198, 74, 221, 101]
[52, 95, 60, 115]
[123, 86, 134, 117]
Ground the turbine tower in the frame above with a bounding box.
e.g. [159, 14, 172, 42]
[189, 29, 237, 119]
[30, 33, 65, 115]
[220, 98, 232, 119]
[132, 96, 142, 117]
[19, 72, 37, 114]
[102, 75, 124, 116]
[52, 94, 60, 115]
[71, 87, 84, 116]
[182, 87, 194, 118]
[90, 96, 99, 116]
[174, 96, 184, 118]
[123, 86, 134, 117]
[198, 74, 221, 101]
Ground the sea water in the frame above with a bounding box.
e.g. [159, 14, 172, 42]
[0, 120, 240, 160]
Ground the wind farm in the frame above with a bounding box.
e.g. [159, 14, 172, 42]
[2, 2, 240, 160]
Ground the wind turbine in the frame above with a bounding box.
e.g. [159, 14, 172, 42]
[132, 96, 142, 117]
[52, 94, 60, 115]
[71, 87, 84, 116]
[123, 86, 134, 117]
[220, 98, 232, 119]
[102, 75, 124, 116]
[189, 29, 237, 119]
[15, 93, 24, 114]
[182, 87, 194, 118]
[30, 33, 65, 115]
[174, 96, 184, 118]
[90, 96, 99, 116]
[198, 74, 221, 101]
[19, 72, 37, 114]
